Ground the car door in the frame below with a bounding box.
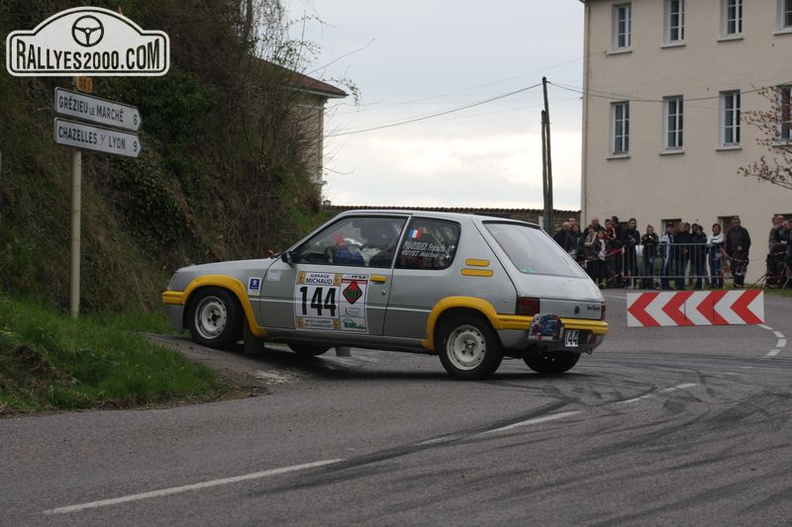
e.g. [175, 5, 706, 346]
[383, 217, 464, 339]
[257, 215, 407, 341]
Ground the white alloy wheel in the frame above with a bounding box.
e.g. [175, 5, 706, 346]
[187, 287, 242, 350]
[446, 324, 487, 371]
[194, 295, 228, 340]
[438, 315, 503, 380]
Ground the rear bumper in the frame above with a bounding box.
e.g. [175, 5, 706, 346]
[498, 317, 608, 354]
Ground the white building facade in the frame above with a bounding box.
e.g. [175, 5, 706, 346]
[580, 0, 792, 282]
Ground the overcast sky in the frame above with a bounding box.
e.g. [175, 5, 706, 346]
[284, 1, 585, 210]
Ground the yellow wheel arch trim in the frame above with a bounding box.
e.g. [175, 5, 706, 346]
[419, 296, 609, 351]
[161, 275, 268, 337]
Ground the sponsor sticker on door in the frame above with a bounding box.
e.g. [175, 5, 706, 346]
[295, 273, 370, 333]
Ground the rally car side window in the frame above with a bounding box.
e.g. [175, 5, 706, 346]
[396, 218, 460, 270]
[294, 216, 406, 267]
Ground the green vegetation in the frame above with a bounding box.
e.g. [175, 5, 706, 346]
[0, 295, 229, 415]
[0, 0, 333, 313]
[0, 1, 341, 413]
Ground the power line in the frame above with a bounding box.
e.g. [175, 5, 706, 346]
[325, 83, 543, 137]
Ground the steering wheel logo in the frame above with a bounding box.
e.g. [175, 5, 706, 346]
[71, 15, 104, 47]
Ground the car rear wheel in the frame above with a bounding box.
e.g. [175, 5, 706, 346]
[523, 351, 580, 375]
[188, 287, 242, 350]
[438, 315, 503, 380]
[288, 343, 330, 356]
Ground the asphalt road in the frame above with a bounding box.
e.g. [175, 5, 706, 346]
[2, 292, 791, 526]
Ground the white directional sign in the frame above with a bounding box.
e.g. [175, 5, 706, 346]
[55, 88, 141, 131]
[54, 118, 142, 158]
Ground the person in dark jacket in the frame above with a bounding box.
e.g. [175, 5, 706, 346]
[553, 221, 578, 257]
[570, 222, 584, 262]
[690, 223, 708, 289]
[725, 216, 751, 288]
[674, 222, 692, 290]
[766, 215, 788, 287]
[621, 218, 641, 288]
[641, 224, 659, 289]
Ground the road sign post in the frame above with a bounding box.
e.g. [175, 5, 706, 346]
[70, 149, 81, 318]
[54, 86, 142, 317]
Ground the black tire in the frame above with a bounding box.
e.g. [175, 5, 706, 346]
[187, 287, 243, 350]
[437, 315, 503, 380]
[288, 343, 331, 356]
[523, 351, 580, 375]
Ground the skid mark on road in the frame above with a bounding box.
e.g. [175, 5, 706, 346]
[617, 383, 699, 404]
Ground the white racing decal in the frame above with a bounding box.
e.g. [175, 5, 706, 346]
[294, 272, 369, 333]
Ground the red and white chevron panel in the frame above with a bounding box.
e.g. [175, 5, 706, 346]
[626, 290, 764, 327]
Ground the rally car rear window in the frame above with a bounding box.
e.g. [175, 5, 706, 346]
[484, 222, 588, 278]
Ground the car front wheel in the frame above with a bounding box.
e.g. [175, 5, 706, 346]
[188, 287, 242, 350]
[523, 351, 580, 375]
[437, 315, 503, 380]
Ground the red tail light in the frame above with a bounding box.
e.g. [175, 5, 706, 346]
[601, 303, 607, 320]
[516, 297, 540, 316]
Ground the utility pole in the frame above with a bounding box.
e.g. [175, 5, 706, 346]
[541, 76, 554, 232]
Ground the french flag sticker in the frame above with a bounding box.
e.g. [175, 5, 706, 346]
[409, 228, 422, 239]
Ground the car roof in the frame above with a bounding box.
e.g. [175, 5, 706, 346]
[334, 209, 540, 227]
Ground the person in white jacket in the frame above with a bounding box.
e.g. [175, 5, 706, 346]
[707, 223, 725, 288]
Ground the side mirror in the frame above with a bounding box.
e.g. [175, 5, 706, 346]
[281, 251, 295, 264]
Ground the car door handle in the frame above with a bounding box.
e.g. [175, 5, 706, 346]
[370, 275, 388, 284]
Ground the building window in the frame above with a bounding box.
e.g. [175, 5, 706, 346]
[611, 101, 630, 155]
[780, 0, 792, 30]
[613, 4, 632, 50]
[779, 86, 792, 141]
[664, 96, 684, 150]
[721, 91, 741, 146]
[723, 0, 743, 36]
[665, 0, 685, 43]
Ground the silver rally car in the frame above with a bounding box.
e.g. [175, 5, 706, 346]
[162, 210, 608, 380]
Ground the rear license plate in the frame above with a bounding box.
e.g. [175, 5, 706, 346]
[564, 330, 579, 348]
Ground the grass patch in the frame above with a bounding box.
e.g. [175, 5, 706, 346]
[0, 296, 229, 416]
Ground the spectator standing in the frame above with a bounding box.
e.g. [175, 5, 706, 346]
[588, 217, 603, 232]
[660, 223, 677, 290]
[674, 222, 692, 290]
[725, 216, 751, 288]
[782, 221, 792, 285]
[570, 222, 583, 262]
[767, 215, 787, 286]
[621, 218, 641, 288]
[578, 217, 604, 267]
[641, 224, 659, 289]
[609, 216, 625, 287]
[707, 223, 725, 288]
[690, 223, 708, 289]
[553, 221, 578, 257]
[584, 229, 608, 287]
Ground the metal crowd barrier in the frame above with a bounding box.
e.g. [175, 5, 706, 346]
[576, 242, 776, 289]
